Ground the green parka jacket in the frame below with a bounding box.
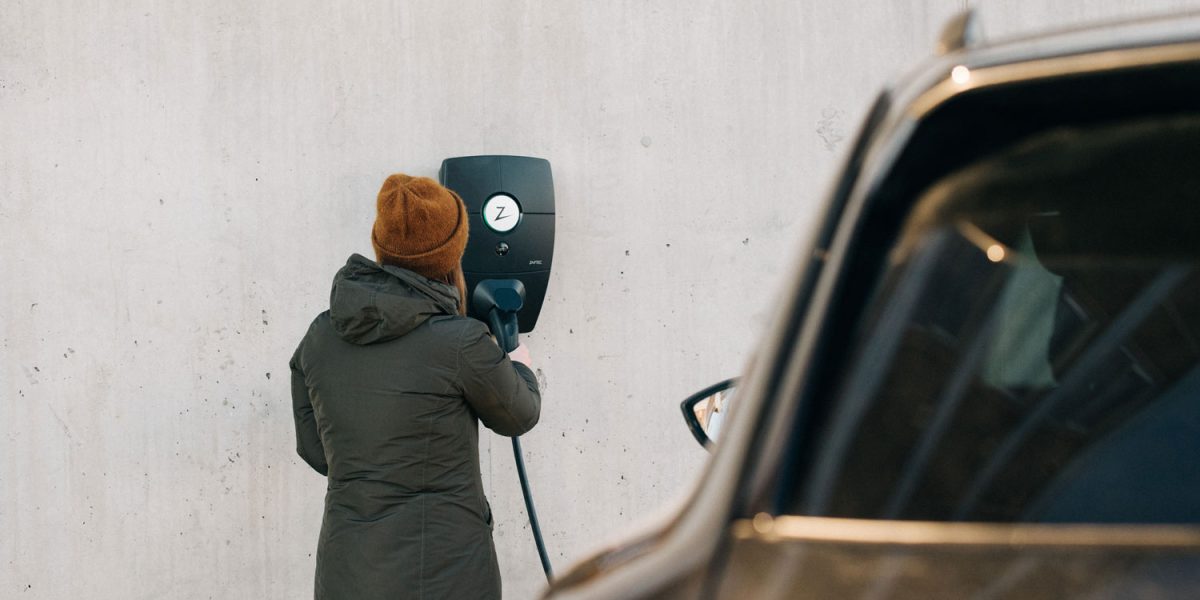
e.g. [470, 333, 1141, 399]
[290, 254, 541, 600]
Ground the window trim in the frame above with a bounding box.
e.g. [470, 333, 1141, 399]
[734, 514, 1200, 549]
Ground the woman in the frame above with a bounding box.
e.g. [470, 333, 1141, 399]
[290, 173, 541, 599]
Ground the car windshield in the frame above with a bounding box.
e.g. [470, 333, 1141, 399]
[801, 115, 1200, 524]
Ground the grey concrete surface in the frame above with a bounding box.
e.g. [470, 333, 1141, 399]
[2, 1, 1197, 598]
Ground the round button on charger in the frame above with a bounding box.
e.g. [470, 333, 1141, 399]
[482, 194, 522, 233]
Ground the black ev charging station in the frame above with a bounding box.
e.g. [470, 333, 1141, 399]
[439, 155, 555, 580]
[440, 155, 555, 351]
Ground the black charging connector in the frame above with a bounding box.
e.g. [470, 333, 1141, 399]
[473, 279, 525, 352]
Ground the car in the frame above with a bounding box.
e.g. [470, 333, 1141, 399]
[544, 10, 1200, 599]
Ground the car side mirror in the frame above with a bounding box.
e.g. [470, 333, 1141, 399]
[680, 378, 738, 450]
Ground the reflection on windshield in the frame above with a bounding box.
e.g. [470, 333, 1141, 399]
[803, 116, 1200, 524]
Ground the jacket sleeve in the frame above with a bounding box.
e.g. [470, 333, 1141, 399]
[458, 322, 542, 436]
[290, 345, 328, 476]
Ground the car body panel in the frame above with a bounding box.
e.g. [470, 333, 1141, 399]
[719, 517, 1200, 599]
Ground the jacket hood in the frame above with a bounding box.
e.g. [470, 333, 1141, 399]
[329, 254, 461, 345]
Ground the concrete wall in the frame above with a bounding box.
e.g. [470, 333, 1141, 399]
[2, 1, 1195, 598]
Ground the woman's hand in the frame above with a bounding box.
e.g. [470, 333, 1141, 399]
[508, 344, 532, 368]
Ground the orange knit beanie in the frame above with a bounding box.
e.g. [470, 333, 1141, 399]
[371, 173, 469, 280]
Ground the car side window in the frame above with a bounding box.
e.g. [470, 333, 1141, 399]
[793, 116, 1200, 524]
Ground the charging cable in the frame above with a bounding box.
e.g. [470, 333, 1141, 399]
[512, 436, 553, 581]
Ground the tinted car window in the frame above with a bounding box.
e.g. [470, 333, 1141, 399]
[798, 115, 1200, 523]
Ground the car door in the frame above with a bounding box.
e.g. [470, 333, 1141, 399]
[704, 99, 1200, 598]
